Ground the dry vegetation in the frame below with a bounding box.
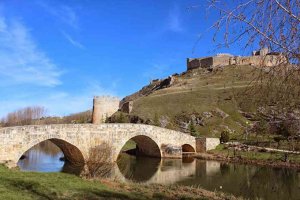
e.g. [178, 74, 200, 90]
[0, 107, 92, 127]
[84, 142, 114, 179]
[113, 65, 257, 139]
[0, 106, 46, 127]
[101, 179, 241, 200]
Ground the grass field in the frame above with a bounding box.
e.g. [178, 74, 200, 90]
[0, 164, 114, 200]
[209, 144, 300, 164]
[128, 65, 259, 138]
[0, 165, 236, 200]
[121, 139, 136, 151]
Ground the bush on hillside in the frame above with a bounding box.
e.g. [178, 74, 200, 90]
[220, 130, 230, 143]
[254, 119, 270, 136]
[189, 120, 198, 136]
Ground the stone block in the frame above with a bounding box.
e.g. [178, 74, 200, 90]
[195, 137, 220, 152]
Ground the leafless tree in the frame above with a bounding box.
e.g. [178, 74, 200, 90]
[207, 0, 299, 61]
[85, 142, 114, 179]
[1, 106, 47, 127]
[204, 0, 300, 114]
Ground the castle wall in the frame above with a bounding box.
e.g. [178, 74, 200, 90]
[232, 55, 286, 67]
[92, 96, 120, 124]
[200, 57, 213, 68]
[187, 57, 213, 70]
[187, 50, 286, 70]
[233, 56, 262, 66]
[263, 55, 287, 66]
[212, 56, 232, 67]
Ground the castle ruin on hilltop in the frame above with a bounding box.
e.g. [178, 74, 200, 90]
[92, 49, 288, 119]
[187, 48, 287, 70]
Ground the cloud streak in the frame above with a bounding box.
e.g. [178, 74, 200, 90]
[167, 4, 183, 32]
[0, 16, 62, 87]
[61, 31, 85, 49]
[37, 1, 79, 29]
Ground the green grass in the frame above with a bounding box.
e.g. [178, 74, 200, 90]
[209, 144, 300, 163]
[0, 165, 133, 200]
[121, 139, 136, 151]
[0, 165, 234, 200]
[129, 65, 257, 137]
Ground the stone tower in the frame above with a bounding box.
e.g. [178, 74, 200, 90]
[92, 96, 120, 124]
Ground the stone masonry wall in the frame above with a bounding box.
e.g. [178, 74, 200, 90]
[0, 124, 196, 167]
[92, 96, 120, 124]
[195, 137, 220, 152]
[120, 101, 133, 114]
[205, 138, 220, 151]
[187, 49, 286, 70]
[212, 55, 232, 67]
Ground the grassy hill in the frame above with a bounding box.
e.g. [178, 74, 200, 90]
[114, 65, 260, 139]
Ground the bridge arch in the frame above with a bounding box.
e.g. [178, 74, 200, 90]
[117, 135, 161, 158]
[182, 144, 195, 153]
[17, 138, 85, 166]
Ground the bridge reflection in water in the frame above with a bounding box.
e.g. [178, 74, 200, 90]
[114, 154, 220, 184]
[17, 140, 300, 200]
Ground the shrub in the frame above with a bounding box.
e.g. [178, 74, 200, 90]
[153, 113, 160, 127]
[188, 120, 197, 136]
[255, 119, 270, 135]
[85, 142, 113, 178]
[220, 130, 230, 143]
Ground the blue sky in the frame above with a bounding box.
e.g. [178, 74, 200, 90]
[0, 0, 249, 117]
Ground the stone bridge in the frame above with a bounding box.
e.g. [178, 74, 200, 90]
[0, 124, 196, 168]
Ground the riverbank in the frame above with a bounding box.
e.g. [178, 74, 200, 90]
[0, 165, 240, 200]
[195, 144, 300, 169]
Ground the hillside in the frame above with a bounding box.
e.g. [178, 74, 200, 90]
[111, 65, 260, 139]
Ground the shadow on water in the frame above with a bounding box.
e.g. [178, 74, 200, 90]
[117, 153, 161, 182]
[18, 141, 300, 200]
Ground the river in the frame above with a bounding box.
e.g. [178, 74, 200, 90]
[17, 140, 300, 200]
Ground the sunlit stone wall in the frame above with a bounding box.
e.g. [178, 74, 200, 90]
[92, 96, 120, 124]
[0, 124, 196, 168]
[196, 137, 220, 153]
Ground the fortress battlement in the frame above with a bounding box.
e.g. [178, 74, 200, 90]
[187, 48, 287, 70]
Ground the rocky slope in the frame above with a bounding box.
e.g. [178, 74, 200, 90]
[110, 65, 259, 139]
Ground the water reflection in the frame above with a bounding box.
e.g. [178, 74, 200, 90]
[17, 140, 84, 175]
[116, 154, 300, 200]
[18, 140, 64, 172]
[18, 141, 300, 200]
[117, 154, 161, 182]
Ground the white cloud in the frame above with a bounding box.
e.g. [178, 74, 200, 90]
[144, 4, 184, 39]
[167, 5, 183, 32]
[61, 31, 85, 49]
[37, 2, 85, 49]
[0, 16, 62, 87]
[37, 1, 79, 29]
